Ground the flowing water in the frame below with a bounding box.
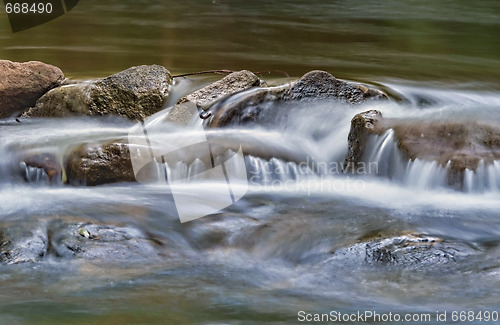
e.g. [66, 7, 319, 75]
[1, 1, 500, 324]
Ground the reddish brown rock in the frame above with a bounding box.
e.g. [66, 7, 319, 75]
[0, 60, 64, 118]
[21, 153, 62, 184]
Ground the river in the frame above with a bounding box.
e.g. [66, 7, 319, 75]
[1, 1, 500, 324]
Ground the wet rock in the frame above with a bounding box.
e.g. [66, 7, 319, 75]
[23, 65, 172, 121]
[0, 219, 48, 264]
[0, 216, 178, 265]
[0, 60, 64, 118]
[284, 70, 388, 103]
[48, 218, 170, 263]
[343, 110, 384, 173]
[343, 110, 500, 188]
[208, 70, 388, 128]
[166, 70, 260, 126]
[392, 121, 500, 188]
[65, 142, 136, 186]
[365, 234, 477, 268]
[19, 153, 62, 184]
[327, 233, 478, 269]
[208, 87, 287, 128]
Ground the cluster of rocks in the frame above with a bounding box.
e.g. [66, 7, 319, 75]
[2, 60, 389, 186]
[3, 59, 500, 190]
[4, 59, 498, 268]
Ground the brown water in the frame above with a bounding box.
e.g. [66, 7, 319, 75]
[2, 1, 500, 325]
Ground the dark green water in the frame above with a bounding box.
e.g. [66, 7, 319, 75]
[1, 0, 500, 85]
[2, 1, 500, 324]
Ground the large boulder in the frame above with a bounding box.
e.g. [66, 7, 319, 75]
[23, 65, 172, 121]
[65, 142, 136, 186]
[0, 60, 64, 118]
[207, 70, 388, 128]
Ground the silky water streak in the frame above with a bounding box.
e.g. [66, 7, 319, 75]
[128, 101, 248, 223]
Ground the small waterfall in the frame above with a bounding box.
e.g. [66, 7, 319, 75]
[403, 159, 448, 189]
[464, 160, 500, 193]
[19, 162, 50, 185]
[364, 129, 406, 180]
[362, 129, 500, 192]
[245, 155, 316, 185]
[140, 151, 317, 186]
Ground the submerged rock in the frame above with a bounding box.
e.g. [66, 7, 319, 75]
[65, 142, 135, 186]
[0, 216, 177, 265]
[0, 60, 64, 118]
[23, 65, 172, 121]
[0, 219, 48, 264]
[48, 218, 171, 263]
[327, 233, 478, 269]
[207, 70, 388, 128]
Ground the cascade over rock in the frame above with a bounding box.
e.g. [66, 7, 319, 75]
[344, 110, 500, 190]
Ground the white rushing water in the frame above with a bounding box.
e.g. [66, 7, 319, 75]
[4, 83, 500, 197]
[2, 78, 500, 325]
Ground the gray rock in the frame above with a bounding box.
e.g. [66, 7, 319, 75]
[343, 110, 384, 173]
[0, 60, 64, 118]
[327, 233, 478, 270]
[0, 216, 177, 265]
[48, 218, 168, 263]
[24, 65, 172, 121]
[0, 219, 48, 264]
[61, 70, 387, 187]
[284, 70, 388, 103]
